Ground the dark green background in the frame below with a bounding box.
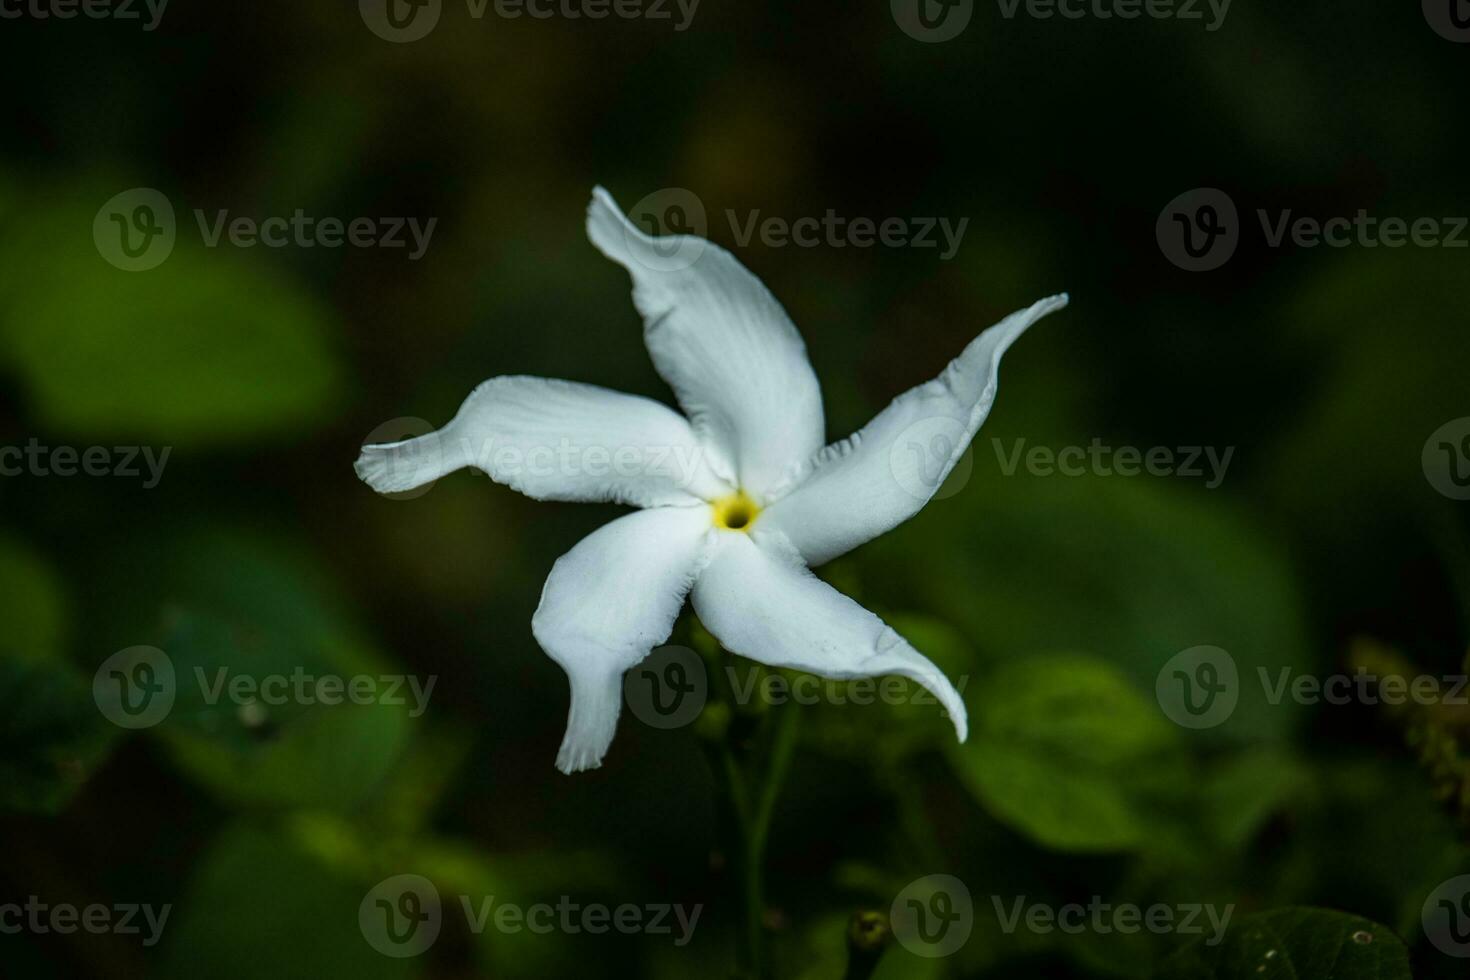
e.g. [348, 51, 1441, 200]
[1, 1, 1468, 977]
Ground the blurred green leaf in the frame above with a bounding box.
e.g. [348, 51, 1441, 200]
[1154, 907, 1410, 980]
[0, 533, 67, 662]
[161, 822, 414, 980]
[953, 653, 1182, 852]
[0, 180, 342, 443]
[0, 653, 115, 814]
[154, 615, 410, 811]
[0, 537, 110, 812]
[136, 529, 415, 811]
[874, 471, 1312, 743]
[1201, 747, 1307, 852]
[1269, 248, 1470, 520]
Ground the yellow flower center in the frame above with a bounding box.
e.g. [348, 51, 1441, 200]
[712, 491, 760, 532]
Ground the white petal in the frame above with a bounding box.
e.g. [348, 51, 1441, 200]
[758, 294, 1068, 566]
[355, 376, 731, 507]
[691, 532, 967, 741]
[532, 506, 715, 773]
[585, 187, 824, 500]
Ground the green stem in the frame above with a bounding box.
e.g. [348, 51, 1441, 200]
[710, 694, 802, 979]
[742, 701, 802, 978]
[750, 701, 801, 870]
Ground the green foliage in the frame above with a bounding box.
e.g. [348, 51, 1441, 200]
[874, 471, 1313, 744]
[0, 534, 68, 660]
[953, 653, 1180, 852]
[159, 823, 416, 980]
[1155, 908, 1411, 980]
[0, 182, 342, 443]
[3, 9, 1468, 977]
[0, 536, 114, 813]
[0, 654, 116, 814]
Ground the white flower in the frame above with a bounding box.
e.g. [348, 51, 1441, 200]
[356, 187, 1069, 773]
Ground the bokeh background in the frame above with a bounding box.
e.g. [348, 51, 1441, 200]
[2, 1, 1469, 977]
